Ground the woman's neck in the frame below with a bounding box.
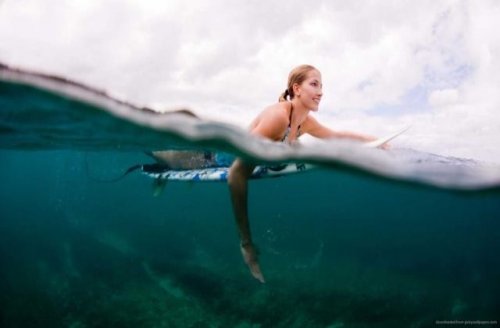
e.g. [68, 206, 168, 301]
[290, 99, 309, 127]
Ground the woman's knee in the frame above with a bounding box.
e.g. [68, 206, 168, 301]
[228, 162, 242, 186]
[228, 160, 252, 186]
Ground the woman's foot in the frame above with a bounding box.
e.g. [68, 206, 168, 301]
[240, 242, 265, 283]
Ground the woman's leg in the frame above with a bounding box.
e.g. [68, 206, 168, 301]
[228, 159, 265, 283]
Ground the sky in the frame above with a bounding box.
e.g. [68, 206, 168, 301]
[1, 0, 499, 163]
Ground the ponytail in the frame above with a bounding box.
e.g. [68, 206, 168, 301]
[278, 89, 290, 102]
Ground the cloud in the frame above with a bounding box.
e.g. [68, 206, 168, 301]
[429, 89, 460, 108]
[1, 0, 499, 162]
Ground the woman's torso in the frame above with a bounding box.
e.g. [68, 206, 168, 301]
[249, 102, 304, 143]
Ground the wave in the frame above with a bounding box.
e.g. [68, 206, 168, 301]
[1, 62, 500, 190]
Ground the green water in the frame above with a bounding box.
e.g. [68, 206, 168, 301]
[1, 150, 499, 327]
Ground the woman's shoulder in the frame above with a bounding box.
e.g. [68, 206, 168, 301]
[249, 102, 290, 138]
[262, 102, 290, 121]
[303, 113, 319, 125]
[300, 114, 322, 133]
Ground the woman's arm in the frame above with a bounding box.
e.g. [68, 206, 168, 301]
[302, 115, 376, 142]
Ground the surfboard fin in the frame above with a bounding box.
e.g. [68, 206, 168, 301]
[152, 178, 167, 197]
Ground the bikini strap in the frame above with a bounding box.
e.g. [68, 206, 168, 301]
[286, 103, 301, 138]
[281, 103, 300, 141]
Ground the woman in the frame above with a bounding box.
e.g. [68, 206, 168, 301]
[228, 64, 379, 283]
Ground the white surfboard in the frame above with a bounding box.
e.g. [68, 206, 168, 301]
[141, 162, 313, 182]
[364, 125, 411, 148]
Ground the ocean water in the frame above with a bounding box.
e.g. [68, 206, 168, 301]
[1, 65, 500, 327]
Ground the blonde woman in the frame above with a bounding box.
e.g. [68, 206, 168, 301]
[228, 65, 379, 283]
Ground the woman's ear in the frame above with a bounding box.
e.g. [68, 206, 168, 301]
[292, 83, 301, 98]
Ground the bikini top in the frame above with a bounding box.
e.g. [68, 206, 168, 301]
[281, 103, 301, 142]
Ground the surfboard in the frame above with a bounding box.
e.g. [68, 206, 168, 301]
[363, 125, 411, 148]
[141, 162, 314, 182]
[139, 127, 410, 182]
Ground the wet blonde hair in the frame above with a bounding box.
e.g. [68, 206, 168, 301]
[279, 64, 319, 102]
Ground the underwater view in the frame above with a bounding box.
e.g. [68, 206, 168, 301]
[1, 65, 500, 327]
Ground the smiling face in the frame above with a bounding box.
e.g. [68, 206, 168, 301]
[293, 69, 323, 111]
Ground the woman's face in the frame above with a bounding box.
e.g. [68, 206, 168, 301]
[295, 70, 323, 111]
